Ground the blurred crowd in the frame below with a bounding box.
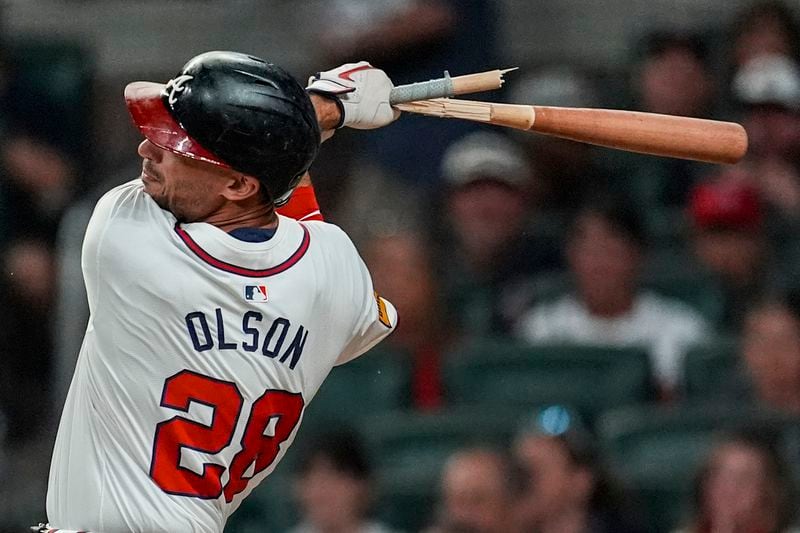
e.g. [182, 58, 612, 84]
[3, 0, 800, 531]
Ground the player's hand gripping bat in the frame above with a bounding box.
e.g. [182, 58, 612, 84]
[394, 98, 748, 165]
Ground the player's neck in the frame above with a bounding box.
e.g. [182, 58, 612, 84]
[202, 200, 278, 232]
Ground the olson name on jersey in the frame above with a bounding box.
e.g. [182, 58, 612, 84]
[185, 308, 308, 370]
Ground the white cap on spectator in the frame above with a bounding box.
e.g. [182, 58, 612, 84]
[733, 54, 800, 110]
[441, 131, 531, 188]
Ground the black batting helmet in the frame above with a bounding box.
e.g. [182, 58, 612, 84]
[125, 51, 321, 205]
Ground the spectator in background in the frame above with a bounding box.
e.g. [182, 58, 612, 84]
[440, 131, 561, 336]
[0, 41, 92, 529]
[731, 0, 800, 69]
[616, 31, 718, 235]
[506, 66, 612, 211]
[0, 130, 77, 245]
[688, 179, 793, 329]
[637, 32, 716, 119]
[738, 296, 800, 415]
[429, 448, 519, 533]
[316, 0, 498, 187]
[0, 237, 57, 527]
[0, 239, 54, 445]
[364, 230, 453, 410]
[290, 430, 394, 533]
[516, 198, 709, 396]
[675, 431, 798, 533]
[0, 127, 78, 445]
[732, 53, 800, 228]
[512, 406, 645, 533]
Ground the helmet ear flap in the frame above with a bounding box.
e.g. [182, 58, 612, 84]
[272, 173, 305, 207]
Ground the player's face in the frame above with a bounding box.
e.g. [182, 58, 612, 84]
[138, 139, 233, 222]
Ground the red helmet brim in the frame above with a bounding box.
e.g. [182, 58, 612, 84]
[124, 81, 230, 169]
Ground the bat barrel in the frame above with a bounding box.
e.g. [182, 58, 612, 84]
[394, 99, 748, 165]
[530, 106, 748, 165]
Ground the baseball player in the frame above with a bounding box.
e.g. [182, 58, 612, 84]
[41, 51, 399, 532]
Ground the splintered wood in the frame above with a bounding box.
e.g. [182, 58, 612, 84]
[451, 67, 517, 96]
[394, 98, 493, 122]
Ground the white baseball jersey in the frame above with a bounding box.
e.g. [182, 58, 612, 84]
[46, 180, 396, 532]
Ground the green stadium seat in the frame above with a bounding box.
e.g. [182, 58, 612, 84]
[374, 469, 438, 533]
[356, 407, 521, 531]
[641, 250, 726, 326]
[682, 337, 744, 399]
[443, 338, 654, 426]
[445, 281, 495, 335]
[598, 403, 800, 532]
[225, 470, 297, 533]
[359, 407, 520, 475]
[299, 346, 411, 435]
[635, 484, 692, 533]
[599, 403, 798, 482]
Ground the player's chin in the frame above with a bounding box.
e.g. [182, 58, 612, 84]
[141, 178, 168, 208]
[142, 174, 163, 196]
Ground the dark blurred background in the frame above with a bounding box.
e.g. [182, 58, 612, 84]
[2, 1, 800, 531]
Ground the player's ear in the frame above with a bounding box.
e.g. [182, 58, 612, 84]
[222, 173, 261, 202]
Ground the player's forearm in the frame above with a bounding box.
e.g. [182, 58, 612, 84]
[309, 93, 342, 140]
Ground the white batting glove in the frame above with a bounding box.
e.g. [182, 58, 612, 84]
[307, 61, 400, 130]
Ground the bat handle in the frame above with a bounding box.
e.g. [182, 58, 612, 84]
[390, 71, 453, 104]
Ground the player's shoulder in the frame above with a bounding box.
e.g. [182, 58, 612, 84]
[292, 218, 368, 277]
[291, 217, 358, 254]
[91, 178, 170, 226]
[96, 178, 145, 207]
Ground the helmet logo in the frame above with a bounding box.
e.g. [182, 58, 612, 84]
[163, 74, 194, 106]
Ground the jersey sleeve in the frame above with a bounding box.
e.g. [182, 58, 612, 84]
[81, 180, 143, 313]
[276, 185, 323, 221]
[331, 231, 397, 365]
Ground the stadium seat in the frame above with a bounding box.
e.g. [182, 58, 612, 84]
[636, 484, 692, 532]
[225, 470, 297, 533]
[359, 407, 521, 475]
[598, 403, 800, 532]
[443, 338, 654, 426]
[641, 250, 726, 325]
[298, 346, 411, 435]
[374, 469, 439, 533]
[682, 337, 744, 399]
[356, 407, 522, 532]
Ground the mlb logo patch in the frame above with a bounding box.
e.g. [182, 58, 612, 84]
[244, 285, 269, 302]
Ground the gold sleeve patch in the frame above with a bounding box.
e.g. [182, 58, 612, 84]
[374, 291, 392, 328]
